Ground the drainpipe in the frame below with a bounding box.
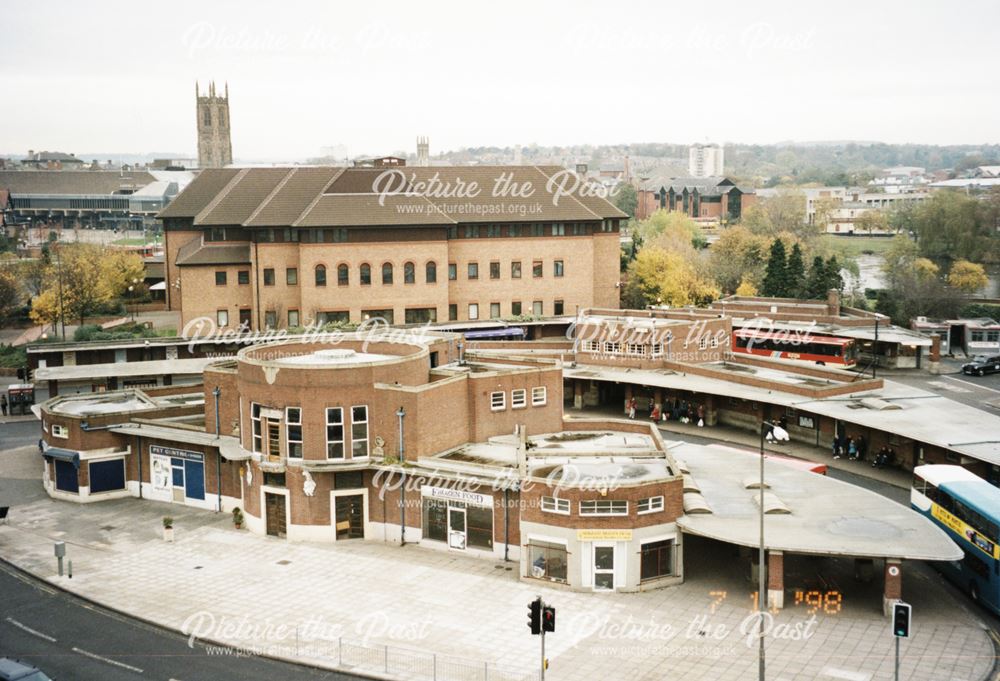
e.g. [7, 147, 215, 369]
[137, 434, 143, 499]
[396, 406, 406, 546]
[503, 485, 510, 562]
[873, 317, 879, 379]
[214, 386, 222, 513]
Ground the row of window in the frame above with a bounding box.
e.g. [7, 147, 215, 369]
[528, 536, 675, 585]
[215, 260, 566, 289]
[580, 336, 719, 355]
[540, 495, 664, 516]
[489, 387, 547, 411]
[216, 299, 568, 330]
[206, 223, 617, 245]
[250, 403, 369, 460]
[448, 223, 594, 239]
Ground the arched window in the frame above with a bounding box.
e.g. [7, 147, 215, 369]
[426, 261, 437, 284]
[382, 263, 393, 285]
[337, 264, 349, 286]
[360, 263, 371, 286]
[315, 264, 326, 287]
[404, 261, 415, 284]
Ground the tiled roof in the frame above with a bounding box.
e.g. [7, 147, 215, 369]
[160, 165, 626, 227]
[175, 239, 251, 266]
[157, 169, 241, 219]
[0, 170, 158, 195]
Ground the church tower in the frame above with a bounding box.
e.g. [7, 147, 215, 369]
[196, 81, 233, 168]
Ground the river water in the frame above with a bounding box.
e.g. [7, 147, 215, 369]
[848, 254, 1000, 298]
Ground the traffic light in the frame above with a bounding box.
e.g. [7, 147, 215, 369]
[527, 597, 542, 635]
[542, 605, 555, 633]
[892, 602, 911, 638]
[16, 368, 24, 381]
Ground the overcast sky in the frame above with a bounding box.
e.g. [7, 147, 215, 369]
[2, 0, 998, 161]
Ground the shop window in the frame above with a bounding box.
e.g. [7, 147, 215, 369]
[89, 459, 125, 493]
[467, 505, 493, 550]
[529, 541, 568, 583]
[490, 391, 505, 411]
[351, 405, 369, 457]
[326, 407, 344, 459]
[580, 499, 628, 516]
[512, 389, 527, 409]
[640, 539, 676, 581]
[532, 386, 547, 406]
[423, 499, 448, 542]
[541, 496, 569, 515]
[638, 496, 664, 514]
[286, 407, 302, 458]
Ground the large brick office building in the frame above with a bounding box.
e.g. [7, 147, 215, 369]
[159, 165, 625, 332]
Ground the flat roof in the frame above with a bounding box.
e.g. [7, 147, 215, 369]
[674, 442, 961, 561]
[45, 390, 204, 416]
[109, 423, 245, 460]
[34, 357, 221, 382]
[565, 362, 1000, 466]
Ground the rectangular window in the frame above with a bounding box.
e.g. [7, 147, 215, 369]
[487, 225, 500, 237]
[509, 224, 521, 237]
[626, 343, 646, 356]
[238, 270, 250, 285]
[351, 406, 369, 458]
[215, 271, 227, 286]
[554, 300, 564, 316]
[511, 301, 522, 316]
[251, 402, 262, 453]
[638, 496, 665, 514]
[528, 540, 567, 582]
[640, 539, 676, 581]
[448, 263, 457, 280]
[533, 261, 543, 278]
[512, 389, 527, 409]
[532, 300, 543, 316]
[263, 268, 275, 286]
[469, 303, 479, 320]
[552, 223, 565, 236]
[580, 499, 628, 516]
[286, 407, 302, 458]
[361, 309, 392, 325]
[531, 224, 544, 237]
[490, 391, 505, 411]
[511, 261, 522, 279]
[264, 310, 276, 329]
[541, 496, 570, 515]
[288, 309, 300, 328]
[468, 262, 479, 279]
[404, 307, 437, 324]
[464, 225, 478, 238]
[51, 424, 69, 439]
[532, 386, 547, 406]
[326, 407, 344, 459]
[490, 302, 500, 319]
[554, 260, 564, 277]
[217, 309, 229, 327]
[449, 304, 458, 321]
[490, 261, 500, 279]
[286, 268, 298, 285]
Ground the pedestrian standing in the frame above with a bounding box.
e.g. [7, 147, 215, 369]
[0, 394, 6, 416]
[832, 438, 841, 460]
[848, 438, 858, 461]
[628, 397, 636, 420]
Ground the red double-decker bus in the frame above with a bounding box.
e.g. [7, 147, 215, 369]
[732, 328, 858, 367]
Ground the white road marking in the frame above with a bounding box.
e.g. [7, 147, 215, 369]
[72, 646, 144, 673]
[818, 668, 871, 681]
[5, 617, 57, 642]
[942, 375, 1000, 395]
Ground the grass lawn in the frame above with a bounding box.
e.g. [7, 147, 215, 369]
[112, 237, 151, 246]
[821, 234, 898, 258]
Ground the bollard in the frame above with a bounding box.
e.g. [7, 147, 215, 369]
[54, 541, 65, 577]
[68, 560, 72, 578]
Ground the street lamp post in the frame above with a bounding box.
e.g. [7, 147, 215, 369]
[758, 419, 790, 681]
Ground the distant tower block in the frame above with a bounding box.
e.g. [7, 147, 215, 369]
[416, 136, 430, 166]
[196, 81, 233, 169]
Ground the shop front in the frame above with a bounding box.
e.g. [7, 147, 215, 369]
[420, 485, 495, 556]
[148, 444, 209, 509]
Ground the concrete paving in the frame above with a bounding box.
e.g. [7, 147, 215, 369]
[0, 444, 994, 681]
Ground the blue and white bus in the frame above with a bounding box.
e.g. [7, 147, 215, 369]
[911, 464, 1000, 612]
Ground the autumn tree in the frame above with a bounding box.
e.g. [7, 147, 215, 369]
[706, 225, 771, 294]
[0, 268, 21, 321]
[624, 246, 719, 308]
[948, 259, 988, 293]
[854, 210, 890, 236]
[636, 209, 705, 248]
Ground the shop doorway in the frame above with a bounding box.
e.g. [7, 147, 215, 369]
[265, 492, 287, 537]
[335, 494, 365, 540]
[593, 544, 616, 590]
[448, 506, 467, 549]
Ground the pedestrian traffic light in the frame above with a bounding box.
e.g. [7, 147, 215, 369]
[892, 602, 911, 638]
[542, 605, 555, 633]
[527, 597, 542, 635]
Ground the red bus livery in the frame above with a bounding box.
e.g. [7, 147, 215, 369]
[732, 328, 858, 367]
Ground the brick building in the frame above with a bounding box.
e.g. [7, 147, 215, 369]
[38, 332, 685, 593]
[158, 165, 625, 332]
[634, 175, 755, 222]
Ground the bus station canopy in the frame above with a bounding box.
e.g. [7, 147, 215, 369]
[673, 441, 962, 561]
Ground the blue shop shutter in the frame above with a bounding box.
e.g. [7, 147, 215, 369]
[90, 459, 125, 493]
[55, 460, 79, 493]
[184, 460, 205, 500]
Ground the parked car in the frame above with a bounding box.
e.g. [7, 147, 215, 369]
[0, 659, 51, 681]
[962, 355, 1000, 376]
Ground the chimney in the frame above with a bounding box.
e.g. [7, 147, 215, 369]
[826, 288, 841, 316]
[928, 333, 942, 375]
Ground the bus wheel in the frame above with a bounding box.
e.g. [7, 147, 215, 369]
[970, 582, 980, 602]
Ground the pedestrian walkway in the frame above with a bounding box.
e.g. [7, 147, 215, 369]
[0, 445, 993, 681]
[570, 405, 913, 490]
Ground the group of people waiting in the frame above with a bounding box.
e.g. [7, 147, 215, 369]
[832, 435, 866, 461]
[627, 396, 706, 427]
